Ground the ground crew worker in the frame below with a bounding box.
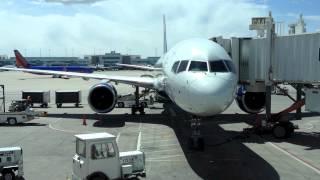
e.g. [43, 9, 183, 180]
[26, 96, 32, 107]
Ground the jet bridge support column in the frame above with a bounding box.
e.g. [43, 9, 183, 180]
[131, 86, 145, 115]
[135, 86, 139, 107]
[0, 85, 4, 113]
[265, 85, 272, 121]
[295, 84, 303, 120]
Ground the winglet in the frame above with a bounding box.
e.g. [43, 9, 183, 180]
[163, 15, 167, 54]
[14, 49, 30, 68]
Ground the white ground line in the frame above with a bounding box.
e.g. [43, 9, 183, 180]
[143, 139, 177, 144]
[136, 119, 142, 151]
[147, 159, 185, 162]
[144, 148, 180, 154]
[302, 123, 314, 130]
[147, 154, 184, 160]
[48, 123, 78, 134]
[144, 143, 179, 148]
[268, 142, 320, 175]
[137, 131, 142, 151]
[116, 132, 121, 143]
[141, 135, 175, 141]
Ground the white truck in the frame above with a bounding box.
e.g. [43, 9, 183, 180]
[0, 108, 35, 125]
[117, 94, 154, 108]
[0, 147, 24, 180]
[72, 132, 146, 180]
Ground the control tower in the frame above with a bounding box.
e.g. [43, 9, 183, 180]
[288, 14, 306, 34]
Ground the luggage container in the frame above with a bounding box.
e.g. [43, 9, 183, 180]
[22, 90, 50, 108]
[55, 90, 81, 108]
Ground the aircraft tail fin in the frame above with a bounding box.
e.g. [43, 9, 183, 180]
[163, 15, 167, 54]
[14, 50, 30, 68]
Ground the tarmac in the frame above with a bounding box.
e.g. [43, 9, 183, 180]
[0, 71, 320, 180]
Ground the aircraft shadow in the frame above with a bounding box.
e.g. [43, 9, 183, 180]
[44, 106, 320, 179]
[0, 123, 47, 127]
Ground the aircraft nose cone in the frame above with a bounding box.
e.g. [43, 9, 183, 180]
[186, 74, 237, 116]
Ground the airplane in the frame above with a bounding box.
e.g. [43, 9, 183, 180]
[14, 49, 94, 74]
[0, 17, 265, 149]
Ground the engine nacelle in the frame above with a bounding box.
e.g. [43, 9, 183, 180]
[236, 90, 265, 114]
[88, 83, 117, 113]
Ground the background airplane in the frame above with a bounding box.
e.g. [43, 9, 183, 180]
[14, 49, 94, 74]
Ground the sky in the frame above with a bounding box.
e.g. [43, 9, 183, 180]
[0, 0, 319, 58]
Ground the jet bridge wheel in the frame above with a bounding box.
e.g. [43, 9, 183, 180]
[272, 122, 294, 139]
[2, 169, 15, 180]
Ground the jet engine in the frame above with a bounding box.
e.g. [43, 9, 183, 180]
[88, 83, 117, 113]
[236, 91, 265, 114]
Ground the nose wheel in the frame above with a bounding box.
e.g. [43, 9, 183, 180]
[187, 117, 204, 151]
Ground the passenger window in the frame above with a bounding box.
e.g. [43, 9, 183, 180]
[107, 143, 115, 157]
[224, 60, 236, 73]
[209, 60, 228, 73]
[76, 139, 86, 158]
[189, 61, 208, 72]
[177, 60, 189, 73]
[171, 61, 180, 73]
[91, 143, 108, 160]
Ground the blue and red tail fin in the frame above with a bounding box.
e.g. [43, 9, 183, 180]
[14, 50, 30, 68]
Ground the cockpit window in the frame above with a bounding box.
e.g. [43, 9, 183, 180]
[188, 61, 208, 72]
[177, 60, 189, 73]
[224, 60, 236, 73]
[209, 60, 229, 73]
[171, 61, 180, 73]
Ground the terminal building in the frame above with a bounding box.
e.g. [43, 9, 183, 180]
[0, 56, 88, 67]
[85, 51, 160, 67]
[0, 51, 160, 67]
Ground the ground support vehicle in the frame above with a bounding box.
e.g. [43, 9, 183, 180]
[0, 146, 23, 180]
[55, 90, 81, 108]
[72, 132, 146, 180]
[22, 90, 50, 108]
[8, 100, 28, 112]
[0, 109, 35, 125]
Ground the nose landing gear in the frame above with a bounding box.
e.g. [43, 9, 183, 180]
[187, 116, 205, 151]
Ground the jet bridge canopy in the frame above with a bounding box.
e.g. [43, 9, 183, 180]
[213, 32, 320, 84]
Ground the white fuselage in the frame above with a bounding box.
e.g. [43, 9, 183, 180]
[158, 39, 238, 116]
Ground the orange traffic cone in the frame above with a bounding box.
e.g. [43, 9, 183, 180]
[82, 114, 87, 126]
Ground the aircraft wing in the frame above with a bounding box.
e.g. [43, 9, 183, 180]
[0, 67, 156, 88]
[116, 63, 162, 71]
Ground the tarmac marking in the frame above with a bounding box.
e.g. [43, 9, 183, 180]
[301, 123, 314, 130]
[116, 132, 121, 143]
[147, 154, 184, 160]
[135, 119, 143, 151]
[144, 148, 180, 154]
[143, 143, 179, 148]
[48, 123, 79, 134]
[137, 131, 142, 151]
[143, 139, 177, 144]
[268, 142, 320, 175]
[141, 135, 175, 141]
[147, 159, 185, 162]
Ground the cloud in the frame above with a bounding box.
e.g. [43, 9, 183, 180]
[304, 15, 320, 21]
[0, 0, 267, 57]
[34, 0, 107, 5]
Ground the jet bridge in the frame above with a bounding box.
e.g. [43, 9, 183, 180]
[211, 13, 320, 138]
[213, 33, 320, 84]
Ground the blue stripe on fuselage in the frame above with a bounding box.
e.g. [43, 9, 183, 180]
[30, 66, 94, 73]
